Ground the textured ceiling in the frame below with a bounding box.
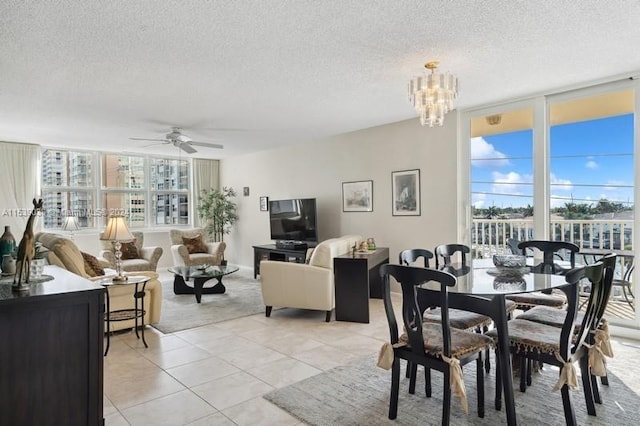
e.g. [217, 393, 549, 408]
[2, 0, 640, 158]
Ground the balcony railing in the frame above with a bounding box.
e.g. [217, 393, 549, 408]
[472, 218, 634, 258]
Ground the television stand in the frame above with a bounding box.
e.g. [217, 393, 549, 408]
[253, 243, 315, 279]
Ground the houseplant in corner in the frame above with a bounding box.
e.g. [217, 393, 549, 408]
[197, 187, 238, 264]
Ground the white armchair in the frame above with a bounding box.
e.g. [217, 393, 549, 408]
[169, 228, 226, 267]
[99, 231, 163, 272]
[260, 235, 361, 321]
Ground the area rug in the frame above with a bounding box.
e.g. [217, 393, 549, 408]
[264, 353, 640, 425]
[152, 268, 265, 334]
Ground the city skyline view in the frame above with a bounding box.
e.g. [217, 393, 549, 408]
[471, 113, 634, 213]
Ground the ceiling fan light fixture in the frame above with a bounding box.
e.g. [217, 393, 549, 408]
[407, 60, 459, 127]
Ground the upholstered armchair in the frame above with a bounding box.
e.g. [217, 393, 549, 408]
[99, 231, 163, 272]
[169, 228, 226, 267]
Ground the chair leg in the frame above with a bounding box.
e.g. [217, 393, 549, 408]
[408, 362, 418, 394]
[483, 326, 490, 373]
[561, 382, 577, 426]
[389, 357, 400, 420]
[590, 372, 602, 404]
[601, 373, 609, 386]
[519, 357, 527, 392]
[424, 367, 432, 397]
[526, 359, 533, 386]
[494, 350, 502, 411]
[265, 306, 272, 317]
[580, 356, 597, 415]
[405, 360, 411, 378]
[325, 310, 332, 322]
[622, 286, 635, 310]
[477, 352, 485, 418]
[442, 367, 451, 426]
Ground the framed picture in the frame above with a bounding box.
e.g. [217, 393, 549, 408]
[342, 180, 373, 212]
[392, 169, 420, 216]
[259, 196, 269, 211]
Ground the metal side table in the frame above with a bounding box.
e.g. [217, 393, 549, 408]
[99, 275, 150, 356]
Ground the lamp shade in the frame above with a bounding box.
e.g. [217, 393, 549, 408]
[61, 216, 80, 232]
[100, 215, 134, 242]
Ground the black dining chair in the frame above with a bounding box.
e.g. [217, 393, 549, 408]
[434, 244, 470, 268]
[399, 248, 434, 268]
[380, 264, 492, 425]
[506, 240, 580, 311]
[487, 262, 606, 425]
[516, 253, 617, 401]
[406, 246, 501, 374]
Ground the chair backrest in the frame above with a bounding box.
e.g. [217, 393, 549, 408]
[170, 228, 206, 245]
[568, 261, 607, 355]
[380, 264, 457, 357]
[594, 253, 617, 325]
[517, 240, 579, 273]
[434, 244, 470, 268]
[399, 248, 434, 268]
[100, 230, 143, 252]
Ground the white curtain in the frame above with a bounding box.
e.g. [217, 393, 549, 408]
[192, 158, 220, 227]
[0, 142, 40, 237]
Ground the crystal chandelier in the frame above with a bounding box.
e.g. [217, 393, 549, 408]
[408, 61, 459, 127]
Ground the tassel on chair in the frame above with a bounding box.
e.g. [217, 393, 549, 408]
[377, 342, 406, 370]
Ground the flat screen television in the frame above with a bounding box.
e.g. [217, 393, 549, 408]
[269, 198, 318, 242]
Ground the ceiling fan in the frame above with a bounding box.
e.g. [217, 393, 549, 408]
[129, 127, 224, 153]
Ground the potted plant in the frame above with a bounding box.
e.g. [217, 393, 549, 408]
[197, 187, 238, 246]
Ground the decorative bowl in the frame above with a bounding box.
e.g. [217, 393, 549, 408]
[492, 254, 526, 268]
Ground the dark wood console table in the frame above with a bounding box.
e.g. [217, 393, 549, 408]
[253, 244, 315, 279]
[0, 266, 105, 426]
[334, 247, 389, 323]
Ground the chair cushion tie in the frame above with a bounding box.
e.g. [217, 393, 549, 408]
[441, 354, 468, 414]
[376, 342, 406, 370]
[595, 319, 614, 358]
[552, 352, 578, 391]
[581, 340, 607, 377]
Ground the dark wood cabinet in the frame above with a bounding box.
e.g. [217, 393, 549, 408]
[0, 266, 105, 426]
[334, 247, 389, 323]
[253, 244, 312, 278]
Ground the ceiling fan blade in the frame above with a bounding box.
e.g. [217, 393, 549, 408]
[129, 137, 168, 142]
[189, 141, 224, 149]
[176, 141, 198, 154]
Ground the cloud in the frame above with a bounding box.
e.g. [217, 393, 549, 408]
[585, 160, 598, 169]
[490, 171, 532, 195]
[550, 173, 573, 191]
[471, 137, 509, 167]
[602, 180, 628, 192]
[472, 192, 486, 209]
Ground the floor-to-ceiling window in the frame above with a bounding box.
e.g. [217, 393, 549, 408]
[462, 79, 638, 328]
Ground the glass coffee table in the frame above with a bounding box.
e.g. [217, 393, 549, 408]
[169, 264, 240, 303]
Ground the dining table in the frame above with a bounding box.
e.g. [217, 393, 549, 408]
[416, 257, 573, 426]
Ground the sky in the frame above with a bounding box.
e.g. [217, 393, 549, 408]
[471, 113, 634, 210]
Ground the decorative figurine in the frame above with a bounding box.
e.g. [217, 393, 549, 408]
[13, 198, 43, 290]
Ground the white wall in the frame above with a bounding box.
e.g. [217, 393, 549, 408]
[220, 115, 459, 268]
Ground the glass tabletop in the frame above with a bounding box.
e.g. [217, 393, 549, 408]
[419, 258, 570, 296]
[169, 264, 240, 278]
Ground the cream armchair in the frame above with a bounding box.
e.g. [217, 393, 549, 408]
[98, 231, 163, 272]
[169, 228, 226, 267]
[35, 232, 163, 331]
[260, 235, 361, 322]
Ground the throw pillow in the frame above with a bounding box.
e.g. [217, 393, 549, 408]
[81, 251, 105, 277]
[183, 235, 208, 254]
[119, 240, 140, 260]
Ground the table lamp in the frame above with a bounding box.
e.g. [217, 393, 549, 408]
[61, 215, 80, 240]
[100, 215, 134, 282]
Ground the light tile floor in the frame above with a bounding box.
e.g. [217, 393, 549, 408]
[104, 291, 640, 425]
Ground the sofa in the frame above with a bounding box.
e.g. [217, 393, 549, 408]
[169, 228, 226, 267]
[99, 231, 163, 272]
[35, 232, 162, 331]
[260, 234, 362, 321]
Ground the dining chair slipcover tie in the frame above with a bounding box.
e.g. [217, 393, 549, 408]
[580, 320, 614, 377]
[552, 352, 578, 392]
[377, 341, 469, 414]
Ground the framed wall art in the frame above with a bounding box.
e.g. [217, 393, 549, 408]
[342, 180, 373, 212]
[259, 196, 269, 211]
[391, 169, 420, 216]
